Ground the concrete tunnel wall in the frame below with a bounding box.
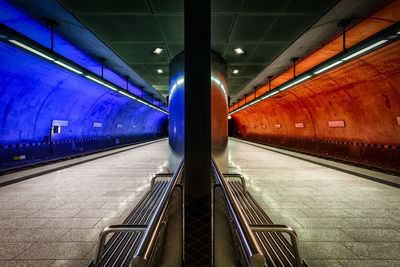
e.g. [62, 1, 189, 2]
[231, 41, 400, 172]
[0, 42, 168, 170]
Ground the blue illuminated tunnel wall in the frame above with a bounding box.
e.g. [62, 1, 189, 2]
[0, 42, 168, 170]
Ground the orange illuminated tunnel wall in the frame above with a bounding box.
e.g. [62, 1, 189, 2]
[231, 41, 400, 172]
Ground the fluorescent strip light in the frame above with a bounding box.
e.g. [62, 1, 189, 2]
[54, 60, 83, 74]
[104, 84, 118, 91]
[153, 48, 163, 54]
[85, 75, 104, 85]
[157, 69, 163, 74]
[234, 48, 245, 55]
[343, 40, 388, 61]
[397, 31, 400, 35]
[280, 75, 312, 91]
[314, 60, 343, 74]
[9, 40, 54, 61]
[233, 69, 239, 74]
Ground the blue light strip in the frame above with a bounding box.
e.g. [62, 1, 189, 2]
[5, 38, 168, 115]
[229, 23, 400, 116]
[0, 0, 168, 113]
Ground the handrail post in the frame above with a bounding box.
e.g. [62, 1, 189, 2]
[250, 224, 303, 267]
[94, 225, 147, 266]
[131, 159, 184, 265]
[212, 159, 266, 267]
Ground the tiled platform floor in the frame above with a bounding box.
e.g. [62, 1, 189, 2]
[228, 138, 400, 267]
[0, 140, 169, 266]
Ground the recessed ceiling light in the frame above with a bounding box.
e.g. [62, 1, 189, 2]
[234, 48, 245, 55]
[153, 48, 163, 54]
[233, 69, 239, 74]
[157, 69, 164, 74]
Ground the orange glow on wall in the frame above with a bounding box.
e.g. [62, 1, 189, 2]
[231, 0, 400, 111]
[232, 41, 400, 171]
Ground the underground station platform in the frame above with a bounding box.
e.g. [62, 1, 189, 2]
[0, 0, 399, 266]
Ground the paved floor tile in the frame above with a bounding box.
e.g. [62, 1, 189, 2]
[50, 259, 90, 266]
[339, 259, 400, 266]
[59, 229, 101, 242]
[0, 260, 54, 266]
[300, 242, 360, 259]
[0, 229, 69, 242]
[341, 229, 400, 242]
[0, 243, 33, 260]
[228, 139, 400, 265]
[343, 242, 400, 259]
[306, 259, 343, 266]
[16, 242, 95, 260]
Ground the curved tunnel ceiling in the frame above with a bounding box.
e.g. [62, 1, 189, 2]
[13, 0, 349, 99]
[8, 0, 387, 101]
[8, 0, 167, 104]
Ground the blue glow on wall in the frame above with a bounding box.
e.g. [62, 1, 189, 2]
[168, 72, 184, 172]
[0, 0, 166, 110]
[0, 42, 167, 170]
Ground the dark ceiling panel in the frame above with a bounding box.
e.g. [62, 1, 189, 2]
[211, 0, 244, 12]
[78, 16, 127, 42]
[285, 0, 337, 13]
[57, 0, 104, 12]
[241, 0, 290, 12]
[157, 16, 184, 42]
[222, 44, 258, 63]
[246, 43, 285, 63]
[229, 16, 278, 42]
[165, 43, 182, 58]
[109, 43, 140, 63]
[263, 15, 319, 42]
[110, 43, 169, 64]
[112, 16, 163, 41]
[211, 15, 234, 43]
[151, 0, 183, 13]
[99, 0, 150, 13]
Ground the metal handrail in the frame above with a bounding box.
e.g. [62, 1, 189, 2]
[150, 173, 173, 190]
[212, 159, 266, 267]
[223, 173, 247, 192]
[250, 224, 303, 267]
[131, 159, 184, 266]
[94, 225, 147, 266]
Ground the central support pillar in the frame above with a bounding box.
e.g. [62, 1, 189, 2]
[184, 0, 211, 265]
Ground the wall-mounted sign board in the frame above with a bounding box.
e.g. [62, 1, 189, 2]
[93, 122, 102, 128]
[275, 124, 281, 129]
[328, 120, 346, 128]
[52, 120, 68, 127]
[116, 124, 123, 129]
[295, 122, 305, 128]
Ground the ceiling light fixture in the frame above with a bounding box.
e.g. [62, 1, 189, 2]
[54, 60, 83, 74]
[343, 40, 388, 61]
[153, 48, 163, 54]
[279, 75, 312, 91]
[234, 48, 245, 55]
[104, 83, 118, 91]
[85, 75, 104, 85]
[9, 40, 54, 61]
[157, 69, 164, 74]
[314, 60, 343, 74]
[233, 69, 239, 74]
